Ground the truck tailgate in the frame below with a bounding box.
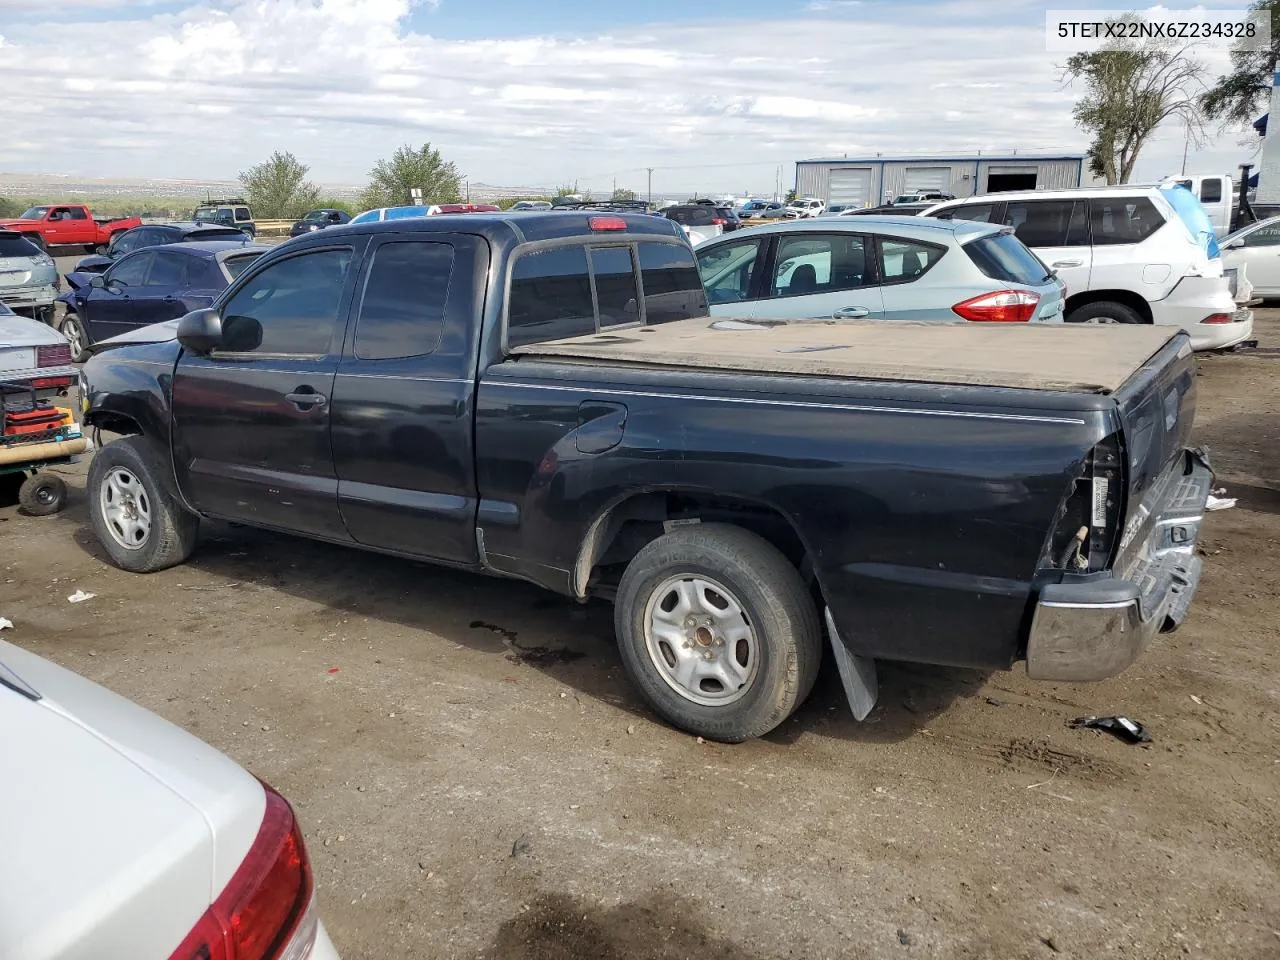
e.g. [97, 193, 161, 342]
[1111, 335, 1200, 565]
[513, 317, 1181, 393]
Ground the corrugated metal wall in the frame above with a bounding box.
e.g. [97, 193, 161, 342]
[797, 158, 1086, 206]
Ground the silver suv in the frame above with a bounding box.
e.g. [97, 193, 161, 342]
[0, 230, 58, 324]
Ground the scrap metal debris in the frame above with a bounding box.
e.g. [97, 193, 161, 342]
[1069, 715, 1151, 744]
[67, 590, 96, 604]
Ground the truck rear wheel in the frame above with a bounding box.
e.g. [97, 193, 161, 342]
[614, 523, 822, 742]
[88, 436, 198, 573]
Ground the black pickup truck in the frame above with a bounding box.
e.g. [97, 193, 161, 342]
[81, 212, 1213, 742]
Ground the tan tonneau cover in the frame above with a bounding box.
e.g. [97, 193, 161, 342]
[513, 318, 1183, 394]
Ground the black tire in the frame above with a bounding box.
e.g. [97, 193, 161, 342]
[614, 523, 822, 742]
[60, 313, 91, 362]
[19, 473, 67, 517]
[1066, 300, 1145, 325]
[23, 233, 46, 253]
[87, 436, 198, 572]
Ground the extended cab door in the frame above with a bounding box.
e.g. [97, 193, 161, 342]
[1002, 198, 1090, 298]
[329, 233, 490, 563]
[171, 241, 365, 540]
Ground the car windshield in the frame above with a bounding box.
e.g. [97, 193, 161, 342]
[194, 207, 231, 221]
[19, 207, 48, 220]
[302, 210, 330, 221]
[0, 232, 41, 257]
[222, 253, 262, 280]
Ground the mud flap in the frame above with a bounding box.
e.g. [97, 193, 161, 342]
[824, 608, 878, 721]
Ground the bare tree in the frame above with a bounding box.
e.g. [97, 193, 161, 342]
[1063, 17, 1206, 184]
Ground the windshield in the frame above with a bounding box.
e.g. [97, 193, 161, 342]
[1160, 183, 1221, 259]
[19, 207, 49, 220]
[194, 207, 231, 221]
[302, 210, 330, 221]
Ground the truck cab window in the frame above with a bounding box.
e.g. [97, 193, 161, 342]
[355, 241, 455, 360]
[219, 249, 351, 356]
[507, 246, 595, 348]
[589, 246, 640, 327]
[640, 241, 707, 324]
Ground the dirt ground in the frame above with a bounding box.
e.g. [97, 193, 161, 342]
[2, 313, 1278, 960]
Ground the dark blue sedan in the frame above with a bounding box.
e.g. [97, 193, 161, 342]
[57, 241, 268, 360]
[72, 221, 252, 275]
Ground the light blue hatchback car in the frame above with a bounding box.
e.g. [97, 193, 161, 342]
[694, 216, 1066, 325]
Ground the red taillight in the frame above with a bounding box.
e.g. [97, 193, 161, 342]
[589, 216, 627, 232]
[37, 343, 72, 367]
[30, 376, 74, 389]
[168, 784, 315, 960]
[1200, 313, 1232, 324]
[951, 289, 1040, 323]
[711, 217, 726, 225]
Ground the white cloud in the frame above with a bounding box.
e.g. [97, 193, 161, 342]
[0, 0, 1251, 195]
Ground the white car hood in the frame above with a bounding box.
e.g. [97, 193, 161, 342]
[0, 641, 264, 960]
[0, 312, 63, 349]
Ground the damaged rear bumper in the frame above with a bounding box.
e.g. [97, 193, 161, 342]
[1025, 449, 1212, 682]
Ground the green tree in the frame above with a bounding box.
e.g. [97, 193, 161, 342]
[238, 151, 321, 219]
[1201, 0, 1280, 126]
[0, 197, 22, 218]
[610, 187, 637, 201]
[1062, 16, 1205, 184]
[359, 143, 462, 209]
[553, 182, 592, 200]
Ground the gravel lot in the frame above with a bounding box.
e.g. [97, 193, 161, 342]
[2, 312, 1278, 960]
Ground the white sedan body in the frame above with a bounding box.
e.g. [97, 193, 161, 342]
[0, 640, 339, 960]
[1222, 216, 1280, 297]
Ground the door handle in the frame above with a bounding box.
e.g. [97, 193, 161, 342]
[832, 306, 870, 319]
[1051, 259, 1083, 268]
[285, 390, 328, 409]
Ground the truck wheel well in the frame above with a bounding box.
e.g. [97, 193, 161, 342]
[575, 491, 817, 602]
[1065, 289, 1152, 322]
[85, 413, 142, 437]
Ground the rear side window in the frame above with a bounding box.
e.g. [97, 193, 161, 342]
[146, 251, 188, 287]
[963, 232, 1050, 286]
[933, 202, 996, 223]
[1200, 179, 1223, 204]
[589, 247, 641, 327]
[223, 254, 260, 280]
[1090, 197, 1164, 245]
[640, 241, 707, 323]
[355, 241, 455, 360]
[508, 246, 596, 347]
[235, 207, 251, 221]
[878, 238, 944, 283]
[0, 232, 40, 257]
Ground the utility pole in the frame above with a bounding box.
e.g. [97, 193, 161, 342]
[647, 167, 653, 207]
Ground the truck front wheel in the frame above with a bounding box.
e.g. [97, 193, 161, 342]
[614, 523, 822, 742]
[88, 437, 198, 573]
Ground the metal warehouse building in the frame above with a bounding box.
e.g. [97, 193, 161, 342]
[794, 154, 1091, 208]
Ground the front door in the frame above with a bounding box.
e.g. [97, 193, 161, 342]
[171, 242, 364, 540]
[330, 233, 489, 563]
[1002, 198, 1091, 299]
[1229, 220, 1280, 295]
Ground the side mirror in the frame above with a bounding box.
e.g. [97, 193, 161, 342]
[177, 308, 224, 355]
[1226, 239, 1245, 249]
[90, 275, 105, 289]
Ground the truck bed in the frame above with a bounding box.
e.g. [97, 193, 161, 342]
[512, 317, 1184, 394]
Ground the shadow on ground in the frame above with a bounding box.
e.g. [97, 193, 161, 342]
[57, 497, 992, 744]
[477, 892, 761, 960]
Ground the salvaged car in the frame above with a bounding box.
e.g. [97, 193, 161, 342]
[0, 229, 59, 324]
[81, 212, 1213, 742]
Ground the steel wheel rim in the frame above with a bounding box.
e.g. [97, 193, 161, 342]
[62, 319, 84, 356]
[100, 467, 152, 550]
[35, 483, 58, 505]
[1084, 316, 1120, 324]
[643, 574, 758, 707]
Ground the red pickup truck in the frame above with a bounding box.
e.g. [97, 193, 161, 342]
[0, 204, 143, 252]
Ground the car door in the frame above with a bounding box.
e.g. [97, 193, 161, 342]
[83, 251, 155, 342]
[750, 231, 885, 320]
[171, 241, 365, 540]
[330, 234, 489, 562]
[62, 206, 92, 245]
[1227, 220, 1280, 294]
[1002, 199, 1089, 297]
[697, 235, 767, 316]
[40, 207, 75, 246]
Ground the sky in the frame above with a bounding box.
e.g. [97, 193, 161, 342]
[0, 0, 1265, 197]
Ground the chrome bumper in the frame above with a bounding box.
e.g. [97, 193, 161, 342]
[1026, 449, 1212, 682]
